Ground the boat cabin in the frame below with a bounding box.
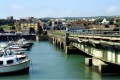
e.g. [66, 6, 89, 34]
[0, 49, 27, 66]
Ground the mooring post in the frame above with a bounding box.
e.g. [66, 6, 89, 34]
[53, 38, 55, 45]
[65, 32, 69, 54]
[36, 35, 39, 41]
[85, 58, 92, 67]
[98, 64, 109, 74]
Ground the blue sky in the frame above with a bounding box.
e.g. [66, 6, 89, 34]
[0, 0, 120, 19]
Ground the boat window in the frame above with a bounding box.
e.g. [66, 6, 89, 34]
[20, 52, 25, 55]
[0, 53, 3, 57]
[0, 61, 3, 65]
[7, 60, 13, 64]
[16, 57, 19, 62]
[19, 57, 26, 61]
[9, 51, 14, 56]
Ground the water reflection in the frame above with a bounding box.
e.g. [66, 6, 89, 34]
[0, 74, 30, 80]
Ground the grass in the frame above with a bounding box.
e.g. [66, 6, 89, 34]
[0, 25, 12, 30]
[116, 21, 120, 26]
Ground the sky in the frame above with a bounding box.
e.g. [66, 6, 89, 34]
[0, 0, 120, 19]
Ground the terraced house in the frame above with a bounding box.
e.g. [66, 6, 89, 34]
[15, 20, 44, 34]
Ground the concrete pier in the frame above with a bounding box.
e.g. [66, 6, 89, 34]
[48, 30, 120, 74]
[85, 57, 110, 74]
[85, 58, 92, 66]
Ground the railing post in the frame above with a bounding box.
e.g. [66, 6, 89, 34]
[65, 32, 69, 46]
[92, 29, 94, 37]
[65, 32, 70, 54]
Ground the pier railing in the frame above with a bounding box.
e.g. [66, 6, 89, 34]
[48, 30, 120, 42]
[69, 30, 120, 37]
[48, 30, 120, 37]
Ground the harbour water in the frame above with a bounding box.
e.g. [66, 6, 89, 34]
[0, 41, 120, 80]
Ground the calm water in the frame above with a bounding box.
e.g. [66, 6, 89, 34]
[0, 41, 120, 80]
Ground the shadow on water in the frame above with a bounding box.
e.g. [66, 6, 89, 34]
[0, 74, 30, 80]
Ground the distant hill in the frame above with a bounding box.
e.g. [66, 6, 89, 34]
[41, 15, 120, 20]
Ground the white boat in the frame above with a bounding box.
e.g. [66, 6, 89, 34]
[0, 49, 30, 75]
[0, 43, 8, 48]
[11, 48, 27, 53]
[18, 38, 33, 48]
[7, 44, 27, 51]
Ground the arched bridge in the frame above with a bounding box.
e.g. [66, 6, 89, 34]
[48, 30, 120, 74]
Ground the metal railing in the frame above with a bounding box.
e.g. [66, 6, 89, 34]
[48, 30, 120, 39]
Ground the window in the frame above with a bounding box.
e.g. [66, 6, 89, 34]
[0, 61, 3, 65]
[7, 60, 13, 64]
[19, 57, 26, 61]
[0, 53, 3, 57]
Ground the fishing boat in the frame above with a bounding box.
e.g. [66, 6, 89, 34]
[0, 43, 8, 48]
[7, 44, 27, 52]
[18, 38, 33, 48]
[0, 49, 30, 75]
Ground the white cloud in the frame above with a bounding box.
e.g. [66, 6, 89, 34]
[11, 4, 24, 11]
[106, 6, 120, 14]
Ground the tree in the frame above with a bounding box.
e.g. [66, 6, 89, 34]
[109, 19, 114, 25]
[10, 26, 16, 30]
[116, 19, 120, 26]
[0, 27, 4, 33]
[48, 21, 52, 26]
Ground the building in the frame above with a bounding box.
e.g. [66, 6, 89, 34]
[20, 17, 34, 21]
[101, 18, 109, 24]
[7, 16, 13, 20]
[87, 24, 116, 34]
[70, 19, 92, 28]
[15, 20, 43, 34]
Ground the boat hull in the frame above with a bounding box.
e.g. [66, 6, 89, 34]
[21, 43, 32, 48]
[0, 60, 30, 75]
[12, 48, 27, 52]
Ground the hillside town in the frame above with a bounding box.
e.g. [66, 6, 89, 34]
[0, 16, 120, 35]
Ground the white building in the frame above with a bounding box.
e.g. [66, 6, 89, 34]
[101, 18, 109, 24]
[89, 19, 96, 22]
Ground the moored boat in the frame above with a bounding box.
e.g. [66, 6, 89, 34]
[18, 38, 33, 48]
[0, 49, 30, 75]
[7, 44, 27, 51]
[0, 43, 8, 48]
